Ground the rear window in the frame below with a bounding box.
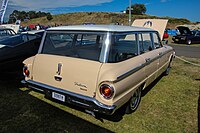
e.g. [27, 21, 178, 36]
[42, 32, 106, 61]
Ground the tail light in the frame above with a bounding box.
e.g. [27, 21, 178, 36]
[23, 66, 30, 77]
[100, 84, 114, 99]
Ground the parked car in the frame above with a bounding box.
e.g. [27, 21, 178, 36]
[172, 26, 200, 45]
[0, 28, 16, 39]
[163, 30, 169, 40]
[21, 25, 174, 115]
[0, 32, 43, 78]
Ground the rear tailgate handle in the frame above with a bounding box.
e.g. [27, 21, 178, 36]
[54, 75, 62, 81]
[145, 58, 151, 62]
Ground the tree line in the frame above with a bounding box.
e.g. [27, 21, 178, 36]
[8, 3, 146, 24]
[8, 10, 53, 23]
[125, 4, 146, 15]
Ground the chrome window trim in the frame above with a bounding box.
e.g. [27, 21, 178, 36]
[100, 32, 111, 63]
[151, 31, 163, 49]
[115, 63, 145, 82]
[38, 31, 47, 54]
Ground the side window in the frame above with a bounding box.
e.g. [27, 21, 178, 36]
[196, 32, 200, 36]
[139, 33, 153, 54]
[108, 33, 138, 63]
[22, 34, 28, 42]
[152, 33, 162, 49]
[27, 34, 37, 41]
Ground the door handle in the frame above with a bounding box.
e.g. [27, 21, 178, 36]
[54, 75, 62, 81]
[145, 58, 151, 62]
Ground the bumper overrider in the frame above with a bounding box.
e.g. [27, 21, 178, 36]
[21, 80, 116, 115]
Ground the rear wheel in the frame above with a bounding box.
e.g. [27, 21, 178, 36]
[125, 87, 142, 114]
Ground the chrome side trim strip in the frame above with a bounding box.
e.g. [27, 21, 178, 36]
[115, 50, 173, 82]
[115, 64, 145, 82]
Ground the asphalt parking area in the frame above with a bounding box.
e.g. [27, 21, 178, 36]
[169, 44, 200, 58]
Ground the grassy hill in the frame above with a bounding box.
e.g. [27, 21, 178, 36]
[21, 12, 191, 29]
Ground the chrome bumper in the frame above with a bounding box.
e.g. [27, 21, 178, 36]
[21, 80, 116, 115]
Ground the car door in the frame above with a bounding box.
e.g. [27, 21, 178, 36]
[138, 33, 159, 86]
[194, 32, 200, 43]
[152, 32, 169, 76]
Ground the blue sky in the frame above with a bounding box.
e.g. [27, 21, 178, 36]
[5, 0, 200, 22]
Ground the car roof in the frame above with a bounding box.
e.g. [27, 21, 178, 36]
[21, 30, 45, 34]
[47, 25, 155, 32]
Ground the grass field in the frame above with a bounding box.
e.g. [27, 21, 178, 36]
[0, 57, 200, 133]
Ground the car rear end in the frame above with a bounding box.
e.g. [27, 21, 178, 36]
[22, 28, 117, 115]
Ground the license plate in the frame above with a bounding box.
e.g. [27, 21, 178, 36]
[52, 92, 65, 102]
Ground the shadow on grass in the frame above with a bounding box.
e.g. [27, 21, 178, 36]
[142, 74, 163, 97]
[0, 74, 164, 128]
[0, 80, 113, 133]
[100, 74, 165, 122]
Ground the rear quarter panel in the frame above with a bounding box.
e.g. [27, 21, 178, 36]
[96, 55, 146, 107]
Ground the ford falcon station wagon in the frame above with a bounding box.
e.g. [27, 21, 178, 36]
[22, 25, 174, 115]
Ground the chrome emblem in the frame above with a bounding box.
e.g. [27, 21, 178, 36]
[143, 21, 153, 27]
[56, 63, 62, 75]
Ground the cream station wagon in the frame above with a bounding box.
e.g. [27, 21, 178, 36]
[22, 25, 174, 115]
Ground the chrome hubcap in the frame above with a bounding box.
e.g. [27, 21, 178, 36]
[187, 40, 191, 45]
[130, 89, 141, 110]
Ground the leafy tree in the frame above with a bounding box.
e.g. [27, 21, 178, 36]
[126, 3, 146, 15]
[46, 13, 53, 21]
[8, 10, 52, 23]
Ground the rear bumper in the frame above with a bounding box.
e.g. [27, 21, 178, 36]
[21, 80, 116, 115]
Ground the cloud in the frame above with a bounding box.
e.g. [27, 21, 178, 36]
[9, 0, 113, 11]
[3, 0, 113, 21]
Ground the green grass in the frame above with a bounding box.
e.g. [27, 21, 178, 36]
[0, 58, 200, 133]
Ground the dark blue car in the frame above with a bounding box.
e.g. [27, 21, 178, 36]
[172, 26, 200, 45]
[0, 32, 44, 78]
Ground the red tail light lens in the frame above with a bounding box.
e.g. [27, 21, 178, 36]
[23, 66, 30, 77]
[100, 84, 114, 99]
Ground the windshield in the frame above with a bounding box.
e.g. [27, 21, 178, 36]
[42, 31, 106, 61]
[0, 34, 38, 47]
